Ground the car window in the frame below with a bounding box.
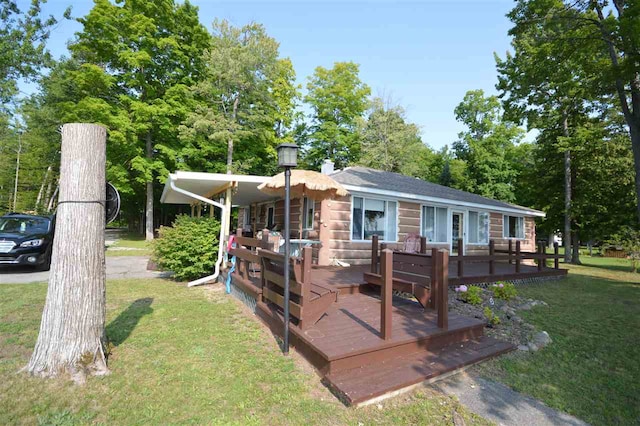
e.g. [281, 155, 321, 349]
[0, 217, 50, 234]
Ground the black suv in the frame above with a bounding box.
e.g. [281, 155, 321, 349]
[0, 213, 55, 270]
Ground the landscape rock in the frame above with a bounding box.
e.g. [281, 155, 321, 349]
[517, 345, 530, 351]
[532, 331, 552, 348]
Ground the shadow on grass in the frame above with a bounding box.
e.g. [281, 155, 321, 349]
[106, 297, 154, 346]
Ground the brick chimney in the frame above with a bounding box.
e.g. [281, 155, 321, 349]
[321, 159, 334, 175]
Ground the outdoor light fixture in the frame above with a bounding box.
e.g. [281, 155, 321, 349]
[277, 143, 298, 355]
[277, 143, 298, 168]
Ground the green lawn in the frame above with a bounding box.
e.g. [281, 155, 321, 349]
[0, 279, 488, 425]
[477, 256, 640, 425]
[106, 233, 152, 257]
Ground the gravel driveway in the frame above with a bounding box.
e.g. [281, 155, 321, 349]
[0, 256, 170, 284]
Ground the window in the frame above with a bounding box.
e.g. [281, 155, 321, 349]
[468, 211, 489, 244]
[503, 215, 524, 239]
[243, 206, 252, 228]
[303, 197, 314, 230]
[267, 206, 275, 229]
[351, 196, 397, 241]
[421, 206, 448, 243]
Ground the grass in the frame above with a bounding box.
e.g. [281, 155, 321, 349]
[477, 255, 640, 425]
[106, 233, 151, 257]
[0, 279, 489, 425]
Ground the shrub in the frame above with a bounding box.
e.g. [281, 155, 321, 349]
[483, 307, 501, 327]
[455, 285, 482, 305]
[606, 227, 640, 272]
[491, 282, 517, 301]
[152, 215, 221, 281]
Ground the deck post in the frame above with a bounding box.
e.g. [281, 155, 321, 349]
[457, 242, 464, 278]
[420, 236, 427, 254]
[371, 235, 379, 274]
[537, 242, 544, 270]
[380, 248, 393, 340]
[489, 240, 495, 275]
[430, 248, 439, 310]
[515, 241, 521, 273]
[437, 249, 449, 330]
[236, 227, 242, 236]
[554, 242, 559, 269]
[508, 240, 513, 265]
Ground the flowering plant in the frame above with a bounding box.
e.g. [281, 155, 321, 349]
[455, 285, 482, 305]
[491, 281, 517, 301]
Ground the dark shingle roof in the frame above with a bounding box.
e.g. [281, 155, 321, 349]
[330, 167, 543, 216]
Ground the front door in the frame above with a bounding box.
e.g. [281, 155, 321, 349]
[452, 212, 464, 255]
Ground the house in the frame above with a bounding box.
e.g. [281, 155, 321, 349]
[236, 163, 544, 266]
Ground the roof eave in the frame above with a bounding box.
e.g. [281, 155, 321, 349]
[342, 184, 546, 217]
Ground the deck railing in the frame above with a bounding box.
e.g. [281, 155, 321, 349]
[371, 235, 449, 334]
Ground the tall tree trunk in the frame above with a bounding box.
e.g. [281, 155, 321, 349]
[13, 132, 21, 211]
[571, 230, 581, 265]
[562, 113, 572, 263]
[26, 124, 108, 382]
[227, 97, 240, 174]
[593, 2, 640, 222]
[47, 185, 59, 212]
[630, 123, 640, 222]
[35, 165, 52, 213]
[43, 174, 53, 213]
[145, 131, 154, 241]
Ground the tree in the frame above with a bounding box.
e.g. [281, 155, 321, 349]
[180, 20, 299, 176]
[452, 90, 524, 202]
[501, 0, 640, 224]
[70, 0, 211, 240]
[26, 123, 108, 381]
[0, 0, 65, 107]
[357, 97, 436, 177]
[302, 62, 370, 169]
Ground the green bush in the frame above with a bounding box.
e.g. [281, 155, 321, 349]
[483, 307, 501, 327]
[491, 281, 517, 301]
[152, 215, 221, 281]
[455, 285, 483, 305]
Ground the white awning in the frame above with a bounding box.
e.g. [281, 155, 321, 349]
[160, 171, 275, 206]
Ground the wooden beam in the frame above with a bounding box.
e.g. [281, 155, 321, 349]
[380, 248, 393, 340]
[554, 242, 559, 269]
[457, 242, 464, 278]
[437, 249, 449, 330]
[489, 240, 495, 275]
[371, 235, 379, 274]
[515, 241, 521, 273]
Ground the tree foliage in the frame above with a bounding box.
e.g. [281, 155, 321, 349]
[302, 62, 370, 169]
[357, 97, 437, 178]
[452, 90, 524, 202]
[180, 20, 299, 175]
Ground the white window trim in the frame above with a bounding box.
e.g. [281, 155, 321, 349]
[350, 195, 399, 243]
[420, 204, 450, 244]
[467, 210, 490, 246]
[302, 197, 315, 230]
[503, 214, 526, 240]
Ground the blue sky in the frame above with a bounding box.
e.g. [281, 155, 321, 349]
[31, 0, 516, 150]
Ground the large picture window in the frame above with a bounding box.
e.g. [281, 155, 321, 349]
[468, 211, 489, 244]
[503, 215, 524, 239]
[421, 205, 448, 243]
[303, 197, 314, 230]
[351, 197, 397, 241]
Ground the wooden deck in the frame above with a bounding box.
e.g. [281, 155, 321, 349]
[225, 235, 565, 406]
[254, 288, 513, 405]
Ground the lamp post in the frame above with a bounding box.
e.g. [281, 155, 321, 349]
[276, 143, 298, 355]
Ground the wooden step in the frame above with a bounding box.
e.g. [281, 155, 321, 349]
[326, 319, 485, 374]
[323, 336, 515, 406]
